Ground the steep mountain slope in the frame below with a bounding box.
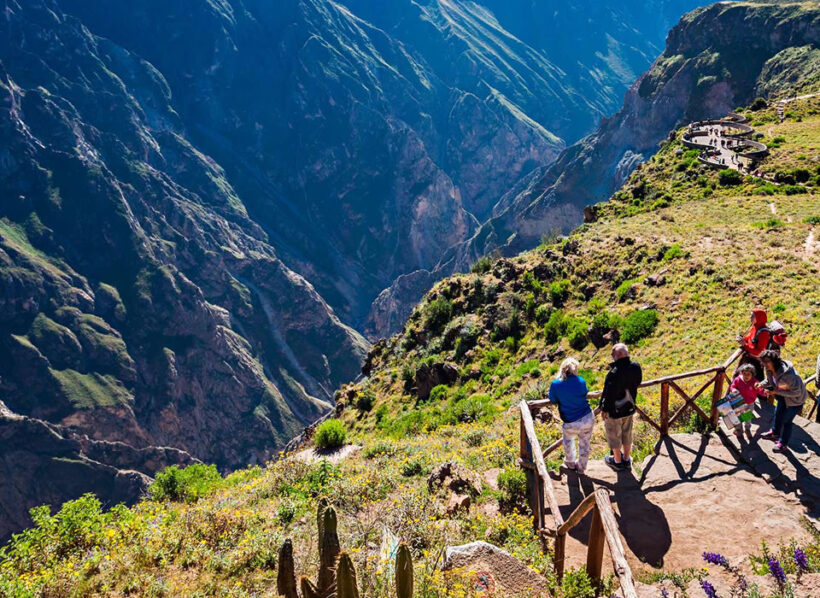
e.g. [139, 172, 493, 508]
[367, 0, 820, 337]
[0, 0, 367, 540]
[0, 0, 704, 540]
[56, 0, 703, 329]
[4, 92, 820, 598]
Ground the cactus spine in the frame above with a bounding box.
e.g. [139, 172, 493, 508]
[335, 552, 360, 598]
[276, 539, 298, 598]
[300, 576, 320, 598]
[318, 506, 340, 597]
[395, 543, 414, 598]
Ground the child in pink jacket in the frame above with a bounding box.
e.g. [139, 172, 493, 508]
[730, 363, 766, 436]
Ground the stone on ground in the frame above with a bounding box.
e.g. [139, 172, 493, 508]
[443, 541, 548, 596]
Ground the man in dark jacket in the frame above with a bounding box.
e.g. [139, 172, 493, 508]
[600, 343, 643, 471]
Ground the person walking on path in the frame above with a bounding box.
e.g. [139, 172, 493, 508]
[600, 343, 643, 471]
[759, 350, 807, 453]
[548, 357, 594, 475]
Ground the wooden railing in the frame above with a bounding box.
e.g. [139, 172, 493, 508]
[518, 349, 744, 596]
[519, 350, 818, 595]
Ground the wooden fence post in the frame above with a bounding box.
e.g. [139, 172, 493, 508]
[586, 505, 605, 587]
[554, 534, 566, 582]
[710, 371, 725, 428]
[660, 382, 669, 436]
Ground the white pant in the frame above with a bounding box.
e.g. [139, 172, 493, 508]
[562, 411, 595, 470]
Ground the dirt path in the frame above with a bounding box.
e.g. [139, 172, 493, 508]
[769, 202, 777, 215]
[551, 433, 813, 574]
[804, 229, 818, 260]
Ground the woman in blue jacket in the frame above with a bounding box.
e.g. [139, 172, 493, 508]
[548, 357, 594, 475]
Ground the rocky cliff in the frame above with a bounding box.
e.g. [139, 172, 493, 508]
[366, 1, 820, 336]
[0, 0, 701, 539]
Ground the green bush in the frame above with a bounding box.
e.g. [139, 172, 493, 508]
[429, 384, 449, 403]
[566, 317, 589, 350]
[400, 457, 425, 477]
[363, 439, 397, 458]
[422, 297, 453, 334]
[314, 419, 347, 450]
[615, 278, 640, 302]
[782, 184, 807, 195]
[793, 168, 811, 183]
[463, 429, 486, 447]
[470, 255, 493, 274]
[662, 243, 684, 262]
[497, 468, 527, 503]
[621, 310, 659, 344]
[749, 97, 767, 111]
[534, 304, 551, 325]
[543, 309, 566, 343]
[559, 567, 596, 598]
[752, 218, 785, 229]
[804, 216, 820, 225]
[149, 464, 223, 503]
[590, 311, 622, 339]
[355, 390, 375, 412]
[549, 279, 571, 306]
[446, 393, 495, 424]
[717, 169, 742, 186]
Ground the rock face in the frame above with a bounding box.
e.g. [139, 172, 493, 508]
[427, 461, 483, 497]
[367, 1, 820, 336]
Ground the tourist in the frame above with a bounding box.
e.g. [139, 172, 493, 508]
[548, 357, 594, 475]
[600, 343, 643, 471]
[737, 309, 770, 381]
[759, 350, 807, 453]
[729, 363, 766, 436]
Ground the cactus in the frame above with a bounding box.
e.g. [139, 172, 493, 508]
[318, 506, 340, 596]
[316, 497, 329, 552]
[335, 552, 360, 598]
[300, 576, 320, 598]
[276, 539, 298, 598]
[395, 543, 414, 598]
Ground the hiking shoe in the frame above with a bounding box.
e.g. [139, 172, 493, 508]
[773, 442, 790, 454]
[620, 458, 632, 471]
[604, 455, 623, 471]
[576, 464, 586, 476]
[760, 430, 777, 441]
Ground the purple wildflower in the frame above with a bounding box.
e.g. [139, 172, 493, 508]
[661, 589, 670, 598]
[702, 551, 729, 567]
[794, 547, 810, 571]
[768, 557, 786, 586]
[700, 579, 718, 598]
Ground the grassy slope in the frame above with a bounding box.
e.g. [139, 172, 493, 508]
[3, 102, 820, 598]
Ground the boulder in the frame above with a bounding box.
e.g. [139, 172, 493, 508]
[415, 362, 459, 401]
[428, 461, 483, 497]
[443, 541, 548, 596]
[446, 493, 471, 514]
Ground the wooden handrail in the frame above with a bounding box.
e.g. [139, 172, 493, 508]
[553, 488, 637, 598]
[520, 401, 565, 531]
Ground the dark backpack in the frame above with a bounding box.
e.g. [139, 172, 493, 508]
[612, 388, 636, 419]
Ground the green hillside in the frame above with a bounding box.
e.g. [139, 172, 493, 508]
[3, 99, 820, 598]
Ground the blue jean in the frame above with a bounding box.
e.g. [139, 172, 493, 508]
[772, 396, 801, 446]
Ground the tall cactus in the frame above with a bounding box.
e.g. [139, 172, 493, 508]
[316, 496, 329, 553]
[300, 576, 320, 598]
[395, 543, 414, 598]
[318, 506, 340, 597]
[276, 539, 298, 598]
[335, 551, 360, 598]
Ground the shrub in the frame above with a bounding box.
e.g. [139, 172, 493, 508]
[621, 310, 659, 344]
[749, 97, 767, 111]
[422, 297, 453, 334]
[446, 393, 495, 424]
[804, 216, 820, 225]
[662, 243, 684, 262]
[355, 390, 375, 412]
[150, 464, 223, 502]
[717, 169, 742, 186]
[549, 279, 571, 306]
[544, 309, 566, 343]
[470, 255, 493, 274]
[534, 304, 551, 325]
[566, 317, 589, 350]
[429, 384, 449, 403]
[314, 419, 347, 450]
[615, 278, 640, 302]
[793, 168, 811, 183]
[782, 185, 807, 196]
[752, 218, 785, 229]
[498, 468, 528, 503]
[363, 439, 397, 458]
[590, 311, 622, 339]
[464, 428, 486, 447]
[560, 567, 596, 598]
[400, 457, 425, 477]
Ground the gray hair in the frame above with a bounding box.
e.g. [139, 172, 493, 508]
[558, 357, 580, 380]
[612, 343, 629, 359]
